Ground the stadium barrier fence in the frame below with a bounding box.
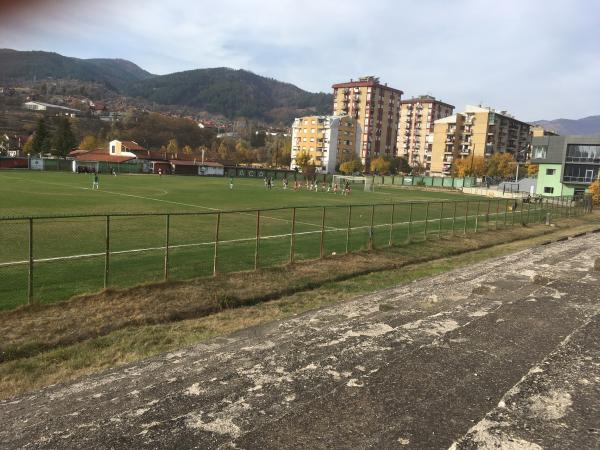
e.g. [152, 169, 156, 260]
[0, 194, 593, 310]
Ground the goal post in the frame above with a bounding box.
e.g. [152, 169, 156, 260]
[332, 175, 375, 192]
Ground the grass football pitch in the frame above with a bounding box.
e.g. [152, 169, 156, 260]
[0, 171, 542, 310]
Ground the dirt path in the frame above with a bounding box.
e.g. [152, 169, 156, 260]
[1, 232, 599, 449]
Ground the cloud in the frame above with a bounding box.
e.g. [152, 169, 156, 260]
[0, 0, 599, 120]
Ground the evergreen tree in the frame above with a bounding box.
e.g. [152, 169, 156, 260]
[51, 117, 77, 156]
[31, 118, 50, 154]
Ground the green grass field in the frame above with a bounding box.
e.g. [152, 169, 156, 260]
[0, 170, 561, 310]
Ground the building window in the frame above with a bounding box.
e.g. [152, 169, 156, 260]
[544, 187, 554, 194]
[546, 168, 556, 175]
[310, 129, 315, 133]
[566, 144, 600, 162]
[532, 145, 548, 159]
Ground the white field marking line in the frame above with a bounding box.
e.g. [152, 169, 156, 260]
[95, 188, 337, 231]
[1, 174, 332, 231]
[0, 210, 519, 267]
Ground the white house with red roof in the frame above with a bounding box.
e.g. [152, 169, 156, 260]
[109, 140, 146, 157]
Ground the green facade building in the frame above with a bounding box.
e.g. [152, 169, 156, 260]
[532, 135, 600, 196]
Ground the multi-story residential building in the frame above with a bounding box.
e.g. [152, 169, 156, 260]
[397, 95, 454, 173]
[290, 115, 358, 174]
[531, 125, 559, 137]
[532, 135, 600, 197]
[332, 76, 403, 169]
[430, 105, 532, 176]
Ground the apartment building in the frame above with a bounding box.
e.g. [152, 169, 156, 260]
[531, 125, 559, 137]
[532, 135, 600, 197]
[430, 105, 532, 176]
[290, 115, 358, 174]
[397, 95, 454, 173]
[332, 76, 403, 169]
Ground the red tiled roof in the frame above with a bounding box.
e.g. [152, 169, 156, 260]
[131, 150, 167, 161]
[121, 140, 145, 151]
[75, 149, 134, 163]
[69, 149, 91, 156]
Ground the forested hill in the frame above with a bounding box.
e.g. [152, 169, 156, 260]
[123, 67, 332, 122]
[0, 49, 333, 123]
[0, 49, 153, 90]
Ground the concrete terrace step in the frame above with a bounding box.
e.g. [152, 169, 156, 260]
[1, 233, 599, 449]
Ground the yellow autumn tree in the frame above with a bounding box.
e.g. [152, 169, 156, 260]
[370, 156, 391, 175]
[590, 180, 600, 206]
[527, 164, 539, 177]
[486, 152, 516, 178]
[451, 156, 486, 177]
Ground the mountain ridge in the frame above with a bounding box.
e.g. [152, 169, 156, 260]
[0, 49, 332, 123]
[533, 115, 600, 136]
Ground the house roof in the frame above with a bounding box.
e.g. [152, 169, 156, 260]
[121, 140, 145, 151]
[131, 150, 167, 161]
[75, 149, 134, 163]
[69, 149, 91, 156]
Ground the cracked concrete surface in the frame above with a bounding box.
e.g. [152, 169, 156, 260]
[1, 233, 599, 449]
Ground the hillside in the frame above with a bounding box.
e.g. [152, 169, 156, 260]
[533, 115, 600, 135]
[0, 49, 153, 90]
[123, 67, 332, 122]
[0, 49, 332, 123]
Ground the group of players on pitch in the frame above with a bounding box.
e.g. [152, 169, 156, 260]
[258, 177, 353, 195]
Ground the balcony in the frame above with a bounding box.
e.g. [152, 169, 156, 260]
[562, 175, 598, 184]
[566, 156, 600, 163]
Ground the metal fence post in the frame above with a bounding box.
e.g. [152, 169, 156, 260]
[345, 205, 352, 253]
[388, 203, 395, 247]
[407, 202, 413, 242]
[213, 212, 221, 277]
[368, 204, 375, 250]
[320, 206, 326, 257]
[451, 201, 457, 236]
[464, 201, 469, 234]
[495, 199, 500, 229]
[254, 210, 261, 270]
[424, 202, 430, 240]
[104, 215, 110, 289]
[486, 199, 491, 231]
[475, 200, 481, 233]
[289, 207, 296, 264]
[527, 200, 531, 224]
[164, 214, 170, 281]
[438, 201, 444, 238]
[504, 199, 508, 227]
[28, 217, 34, 305]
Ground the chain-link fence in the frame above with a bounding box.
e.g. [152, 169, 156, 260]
[0, 195, 592, 311]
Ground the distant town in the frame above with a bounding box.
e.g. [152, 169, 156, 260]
[1, 72, 599, 198]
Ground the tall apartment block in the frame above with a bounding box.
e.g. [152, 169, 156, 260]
[397, 95, 454, 173]
[290, 115, 358, 174]
[430, 105, 532, 176]
[332, 76, 403, 169]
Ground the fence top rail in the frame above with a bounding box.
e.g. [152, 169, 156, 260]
[0, 197, 525, 221]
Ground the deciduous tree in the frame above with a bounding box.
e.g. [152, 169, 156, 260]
[590, 180, 600, 206]
[370, 156, 391, 175]
[527, 164, 539, 177]
[452, 156, 486, 177]
[79, 135, 100, 151]
[486, 152, 516, 178]
[339, 158, 364, 174]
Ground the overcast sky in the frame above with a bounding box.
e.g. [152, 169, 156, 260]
[1, 0, 598, 121]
